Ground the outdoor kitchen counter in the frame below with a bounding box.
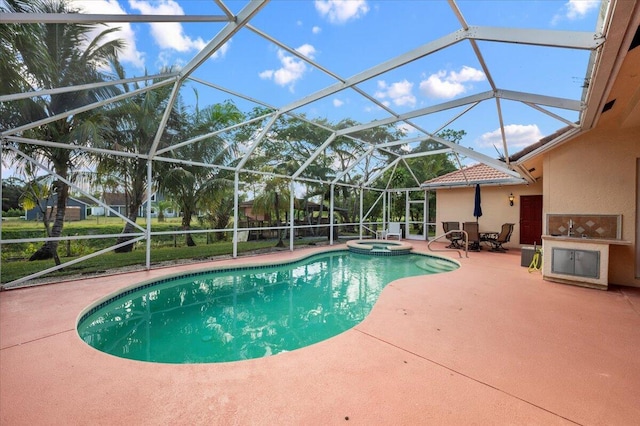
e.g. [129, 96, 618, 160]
[541, 235, 631, 245]
[541, 236, 631, 290]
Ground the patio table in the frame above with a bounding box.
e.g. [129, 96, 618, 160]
[480, 231, 499, 242]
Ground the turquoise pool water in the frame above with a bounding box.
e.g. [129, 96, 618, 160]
[77, 250, 457, 364]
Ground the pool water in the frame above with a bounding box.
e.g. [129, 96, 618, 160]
[77, 251, 457, 364]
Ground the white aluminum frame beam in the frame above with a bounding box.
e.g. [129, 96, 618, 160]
[0, 72, 177, 103]
[1, 78, 176, 137]
[278, 30, 466, 115]
[466, 26, 604, 50]
[4, 135, 150, 160]
[155, 114, 271, 156]
[0, 13, 230, 24]
[235, 114, 279, 172]
[177, 1, 268, 82]
[291, 134, 337, 179]
[5, 145, 145, 230]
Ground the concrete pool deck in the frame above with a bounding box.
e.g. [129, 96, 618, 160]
[1, 241, 640, 425]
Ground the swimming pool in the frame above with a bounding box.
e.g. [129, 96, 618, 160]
[77, 250, 458, 364]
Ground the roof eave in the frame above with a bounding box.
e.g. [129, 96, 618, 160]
[421, 177, 527, 190]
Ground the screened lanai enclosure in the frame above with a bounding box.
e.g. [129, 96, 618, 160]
[1, 0, 610, 286]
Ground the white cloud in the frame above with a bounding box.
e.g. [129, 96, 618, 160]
[72, 0, 145, 69]
[155, 51, 186, 71]
[566, 0, 600, 19]
[312, 26, 322, 34]
[333, 98, 344, 107]
[259, 45, 317, 91]
[552, 0, 599, 25]
[210, 40, 231, 60]
[476, 124, 543, 148]
[129, 0, 209, 53]
[296, 44, 317, 59]
[395, 122, 416, 135]
[419, 66, 485, 99]
[375, 79, 416, 107]
[315, 0, 369, 24]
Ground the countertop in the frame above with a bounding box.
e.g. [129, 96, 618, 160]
[542, 235, 631, 245]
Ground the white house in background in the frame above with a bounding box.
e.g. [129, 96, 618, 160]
[90, 192, 176, 218]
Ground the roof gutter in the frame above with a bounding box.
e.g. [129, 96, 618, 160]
[421, 177, 527, 190]
[513, 126, 582, 164]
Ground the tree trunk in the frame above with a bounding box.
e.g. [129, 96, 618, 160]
[115, 170, 145, 253]
[214, 210, 231, 241]
[274, 192, 285, 248]
[182, 209, 196, 247]
[114, 209, 141, 253]
[29, 180, 66, 263]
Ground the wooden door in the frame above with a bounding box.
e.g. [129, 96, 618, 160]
[520, 195, 543, 245]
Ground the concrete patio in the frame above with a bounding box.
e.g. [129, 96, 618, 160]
[1, 241, 639, 425]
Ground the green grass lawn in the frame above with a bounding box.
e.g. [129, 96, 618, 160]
[1, 217, 335, 284]
[1, 237, 329, 284]
[1, 217, 428, 285]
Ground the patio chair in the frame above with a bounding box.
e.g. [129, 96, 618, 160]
[442, 221, 463, 248]
[463, 222, 481, 251]
[385, 222, 402, 240]
[484, 223, 515, 252]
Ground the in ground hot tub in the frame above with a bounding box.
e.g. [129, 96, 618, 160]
[346, 239, 413, 256]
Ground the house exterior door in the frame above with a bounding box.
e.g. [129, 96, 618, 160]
[520, 195, 543, 245]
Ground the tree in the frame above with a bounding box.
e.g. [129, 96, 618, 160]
[98, 67, 188, 252]
[251, 174, 290, 248]
[1, 178, 24, 211]
[1, 0, 124, 261]
[18, 175, 61, 264]
[399, 129, 465, 222]
[154, 199, 175, 223]
[160, 100, 244, 246]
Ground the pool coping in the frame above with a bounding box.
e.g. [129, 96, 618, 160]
[346, 239, 413, 253]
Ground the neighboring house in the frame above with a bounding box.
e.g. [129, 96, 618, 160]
[239, 200, 270, 222]
[97, 192, 127, 217]
[422, 163, 543, 248]
[92, 192, 176, 218]
[239, 199, 346, 223]
[24, 195, 89, 221]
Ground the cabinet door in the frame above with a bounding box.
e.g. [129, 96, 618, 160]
[574, 250, 600, 278]
[552, 248, 575, 275]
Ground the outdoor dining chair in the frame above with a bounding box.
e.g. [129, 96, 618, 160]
[484, 223, 515, 252]
[442, 221, 463, 248]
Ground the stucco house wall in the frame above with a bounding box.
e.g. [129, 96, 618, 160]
[433, 181, 543, 249]
[538, 126, 640, 287]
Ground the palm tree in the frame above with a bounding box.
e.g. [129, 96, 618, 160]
[17, 175, 61, 264]
[2, 0, 124, 261]
[98, 67, 187, 252]
[160, 101, 244, 246]
[251, 174, 291, 248]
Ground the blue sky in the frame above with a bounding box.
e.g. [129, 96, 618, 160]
[4, 0, 603, 177]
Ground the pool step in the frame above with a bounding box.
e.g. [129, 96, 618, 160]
[415, 258, 457, 273]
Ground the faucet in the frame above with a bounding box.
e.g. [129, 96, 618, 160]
[567, 219, 574, 237]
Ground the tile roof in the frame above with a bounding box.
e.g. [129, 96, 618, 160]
[422, 163, 521, 188]
[102, 192, 127, 206]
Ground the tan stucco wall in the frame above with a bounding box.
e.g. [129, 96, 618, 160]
[540, 126, 640, 287]
[433, 180, 543, 249]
